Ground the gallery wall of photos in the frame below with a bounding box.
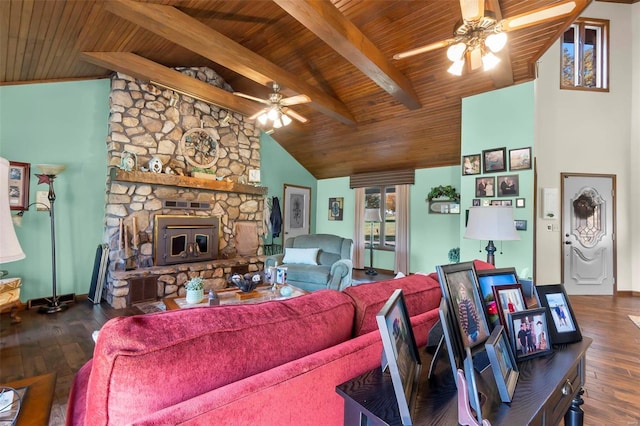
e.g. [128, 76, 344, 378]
[462, 147, 531, 231]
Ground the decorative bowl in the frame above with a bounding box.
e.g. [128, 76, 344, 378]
[229, 273, 261, 293]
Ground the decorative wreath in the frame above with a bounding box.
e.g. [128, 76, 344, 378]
[573, 193, 597, 219]
[180, 128, 219, 168]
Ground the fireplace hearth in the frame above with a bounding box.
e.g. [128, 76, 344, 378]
[154, 215, 219, 266]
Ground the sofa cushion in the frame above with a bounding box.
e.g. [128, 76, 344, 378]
[318, 250, 340, 266]
[283, 247, 319, 265]
[285, 264, 331, 285]
[343, 274, 442, 336]
[84, 289, 355, 425]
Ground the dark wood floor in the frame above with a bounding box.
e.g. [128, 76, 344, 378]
[1, 270, 639, 425]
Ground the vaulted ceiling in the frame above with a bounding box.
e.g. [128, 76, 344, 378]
[1, 0, 602, 179]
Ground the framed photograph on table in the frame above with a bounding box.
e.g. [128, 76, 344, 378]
[535, 284, 582, 344]
[376, 289, 421, 426]
[475, 267, 520, 330]
[485, 325, 519, 402]
[493, 284, 527, 334]
[283, 184, 311, 238]
[482, 147, 506, 173]
[8, 161, 30, 211]
[508, 308, 552, 361]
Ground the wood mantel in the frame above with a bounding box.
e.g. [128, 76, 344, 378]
[110, 168, 268, 195]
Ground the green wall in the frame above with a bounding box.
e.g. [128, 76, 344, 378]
[0, 79, 111, 301]
[460, 82, 535, 277]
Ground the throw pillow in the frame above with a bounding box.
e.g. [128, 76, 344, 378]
[283, 247, 319, 265]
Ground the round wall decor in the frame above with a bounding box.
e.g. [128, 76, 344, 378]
[180, 128, 219, 169]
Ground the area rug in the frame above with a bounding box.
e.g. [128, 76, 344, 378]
[629, 315, 640, 329]
[133, 300, 166, 314]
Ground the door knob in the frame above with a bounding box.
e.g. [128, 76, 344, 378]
[565, 241, 572, 245]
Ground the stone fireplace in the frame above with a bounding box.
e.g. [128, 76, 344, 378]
[102, 67, 267, 308]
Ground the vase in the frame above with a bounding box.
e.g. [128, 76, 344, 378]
[185, 289, 204, 304]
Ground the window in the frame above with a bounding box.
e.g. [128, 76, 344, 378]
[365, 186, 396, 249]
[561, 18, 609, 91]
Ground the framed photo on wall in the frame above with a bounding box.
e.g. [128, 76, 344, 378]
[535, 284, 582, 344]
[497, 174, 519, 196]
[283, 184, 311, 238]
[8, 161, 30, 211]
[482, 147, 506, 173]
[328, 197, 343, 221]
[475, 177, 495, 198]
[509, 147, 532, 170]
[462, 154, 481, 175]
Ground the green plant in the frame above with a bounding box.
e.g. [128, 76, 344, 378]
[448, 247, 460, 263]
[191, 167, 215, 175]
[184, 276, 204, 291]
[427, 185, 460, 201]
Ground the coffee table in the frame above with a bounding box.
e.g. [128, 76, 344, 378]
[163, 284, 308, 310]
[0, 372, 56, 426]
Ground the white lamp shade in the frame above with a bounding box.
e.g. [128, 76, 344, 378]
[36, 164, 66, 176]
[0, 157, 26, 263]
[364, 208, 382, 223]
[464, 206, 520, 241]
[485, 32, 507, 53]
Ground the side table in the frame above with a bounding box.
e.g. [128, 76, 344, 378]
[0, 277, 22, 324]
[1, 372, 56, 426]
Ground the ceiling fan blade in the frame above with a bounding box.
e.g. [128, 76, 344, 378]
[249, 108, 268, 121]
[393, 39, 452, 60]
[233, 92, 270, 105]
[501, 0, 577, 32]
[281, 107, 309, 124]
[280, 94, 311, 106]
[459, 0, 484, 22]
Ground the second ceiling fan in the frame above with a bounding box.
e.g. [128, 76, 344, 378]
[393, 0, 582, 75]
[234, 82, 310, 129]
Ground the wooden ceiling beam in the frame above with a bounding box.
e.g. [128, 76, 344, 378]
[80, 51, 259, 116]
[104, 0, 356, 126]
[273, 0, 422, 110]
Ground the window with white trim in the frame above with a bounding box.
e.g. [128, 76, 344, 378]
[365, 186, 396, 250]
[561, 18, 609, 91]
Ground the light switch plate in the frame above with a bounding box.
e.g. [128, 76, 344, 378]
[36, 191, 50, 210]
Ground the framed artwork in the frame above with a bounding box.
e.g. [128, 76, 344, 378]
[493, 284, 527, 335]
[515, 220, 527, 231]
[497, 174, 519, 196]
[436, 262, 490, 351]
[485, 325, 519, 403]
[475, 267, 519, 330]
[490, 199, 511, 206]
[438, 298, 463, 382]
[482, 147, 506, 173]
[328, 197, 343, 221]
[376, 289, 421, 425]
[462, 154, 481, 175]
[475, 177, 495, 198]
[8, 161, 30, 211]
[516, 198, 526, 208]
[283, 184, 311, 238]
[509, 147, 532, 170]
[472, 199, 480, 207]
[535, 284, 582, 344]
[508, 308, 553, 361]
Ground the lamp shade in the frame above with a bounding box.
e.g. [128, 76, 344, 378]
[464, 206, 520, 241]
[364, 208, 382, 223]
[0, 157, 26, 263]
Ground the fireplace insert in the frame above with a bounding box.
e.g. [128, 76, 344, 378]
[154, 215, 219, 266]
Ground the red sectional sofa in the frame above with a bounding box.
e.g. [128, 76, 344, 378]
[66, 268, 478, 425]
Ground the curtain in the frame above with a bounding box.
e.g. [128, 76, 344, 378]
[353, 188, 365, 269]
[394, 184, 410, 275]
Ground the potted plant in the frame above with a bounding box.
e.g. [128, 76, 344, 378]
[426, 185, 460, 202]
[184, 276, 205, 304]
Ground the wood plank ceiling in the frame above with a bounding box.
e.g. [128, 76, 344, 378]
[0, 0, 595, 179]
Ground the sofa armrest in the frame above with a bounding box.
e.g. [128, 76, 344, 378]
[328, 259, 353, 291]
[264, 254, 284, 268]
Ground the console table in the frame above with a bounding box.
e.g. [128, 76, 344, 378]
[337, 337, 592, 425]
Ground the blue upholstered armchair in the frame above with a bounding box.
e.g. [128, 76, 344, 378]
[264, 234, 353, 292]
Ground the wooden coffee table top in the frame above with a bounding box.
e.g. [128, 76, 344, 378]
[163, 284, 308, 311]
[1, 372, 56, 426]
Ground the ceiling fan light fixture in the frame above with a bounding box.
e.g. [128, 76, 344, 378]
[447, 42, 467, 62]
[485, 31, 507, 52]
[281, 113, 292, 126]
[482, 51, 501, 70]
[273, 117, 283, 129]
[448, 59, 465, 76]
[257, 113, 268, 125]
[267, 108, 279, 121]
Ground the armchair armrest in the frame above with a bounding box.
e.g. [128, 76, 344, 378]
[265, 254, 285, 268]
[328, 259, 353, 291]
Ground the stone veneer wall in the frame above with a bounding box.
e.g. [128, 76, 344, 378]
[103, 68, 265, 308]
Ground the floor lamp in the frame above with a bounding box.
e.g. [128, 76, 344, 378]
[464, 206, 520, 265]
[364, 208, 382, 275]
[35, 164, 68, 314]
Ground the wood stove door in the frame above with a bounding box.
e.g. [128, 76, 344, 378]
[159, 226, 218, 265]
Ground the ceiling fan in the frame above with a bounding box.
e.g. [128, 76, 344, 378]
[233, 82, 311, 128]
[393, 0, 580, 75]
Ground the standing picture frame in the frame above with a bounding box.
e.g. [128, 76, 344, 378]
[8, 161, 30, 211]
[376, 289, 421, 426]
[509, 147, 532, 170]
[283, 184, 311, 238]
[482, 147, 507, 173]
[475, 267, 520, 330]
[438, 297, 464, 383]
[436, 262, 490, 351]
[492, 284, 527, 335]
[535, 284, 582, 344]
[485, 325, 519, 403]
[328, 197, 343, 221]
[508, 308, 553, 361]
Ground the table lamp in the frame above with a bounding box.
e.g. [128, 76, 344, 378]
[364, 208, 382, 275]
[0, 157, 26, 274]
[464, 206, 520, 265]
